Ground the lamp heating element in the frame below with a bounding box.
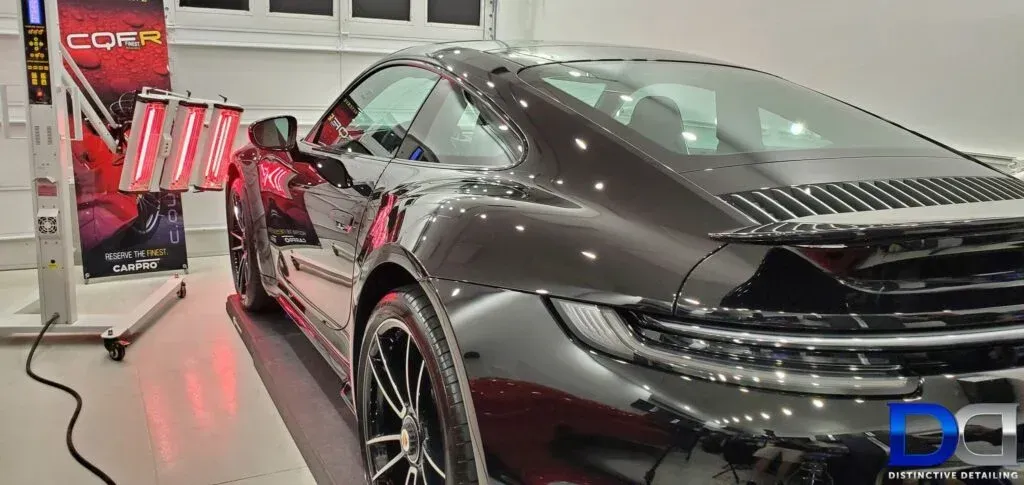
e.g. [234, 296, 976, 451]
[159, 102, 207, 192]
[191, 105, 243, 191]
[118, 96, 169, 193]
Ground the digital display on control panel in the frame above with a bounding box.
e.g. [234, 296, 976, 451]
[26, 0, 43, 25]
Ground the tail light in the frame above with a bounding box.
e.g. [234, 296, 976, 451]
[191, 105, 243, 191]
[552, 299, 920, 397]
[795, 247, 873, 276]
[118, 96, 169, 193]
[159, 102, 207, 192]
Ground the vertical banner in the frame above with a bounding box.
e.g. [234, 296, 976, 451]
[57, 0, 188, 279]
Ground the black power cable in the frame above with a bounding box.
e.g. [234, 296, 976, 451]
[25, 313, 117, 485]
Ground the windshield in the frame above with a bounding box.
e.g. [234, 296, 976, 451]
[522, 61, 953, 165]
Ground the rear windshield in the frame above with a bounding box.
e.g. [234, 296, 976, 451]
[521, 61, 952, 163]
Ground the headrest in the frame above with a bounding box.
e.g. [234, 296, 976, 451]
[627, 96, 686, 152]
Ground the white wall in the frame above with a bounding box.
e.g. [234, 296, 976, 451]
[526, 0, 1024, 159]
[2, 0, 1020, 269]
[0, 4, 37, 269]
[0, 0, 494, 270]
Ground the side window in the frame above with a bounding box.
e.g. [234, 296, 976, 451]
[397, 79, 523, 167]
[758, 108, 832, 150]
[314, 66, 439, 158]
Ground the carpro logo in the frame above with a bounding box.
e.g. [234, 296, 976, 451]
[888, 403, 1018, 467]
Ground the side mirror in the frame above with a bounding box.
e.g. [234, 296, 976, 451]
[248, 115, 297, 151]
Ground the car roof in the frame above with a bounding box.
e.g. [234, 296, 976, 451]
[391, 40, 740, 69]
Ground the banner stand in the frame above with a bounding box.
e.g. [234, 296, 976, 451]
[61, 0, 191, 281]
[0, 0, 187, 362]
[67, 187, 191, 282]
[83, 267, 190, 285]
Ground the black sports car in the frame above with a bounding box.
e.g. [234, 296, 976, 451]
[226, 40, 1024, 484]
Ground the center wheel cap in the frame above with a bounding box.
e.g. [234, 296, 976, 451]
[400, 416, 421, 463]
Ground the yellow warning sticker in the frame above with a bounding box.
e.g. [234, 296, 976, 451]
[48, 262, 58, 269]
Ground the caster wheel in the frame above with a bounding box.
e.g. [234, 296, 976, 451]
[107, 342, 126, 361]
[104, 338, 127, 361]
[177, 282, 187, 299]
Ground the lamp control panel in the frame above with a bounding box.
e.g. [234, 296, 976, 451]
[21, 0, 52, 105]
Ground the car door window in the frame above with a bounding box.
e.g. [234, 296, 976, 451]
[314, 66, 440, 158]
[397, 78, 524, 167]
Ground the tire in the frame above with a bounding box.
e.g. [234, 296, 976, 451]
[358, 285, 477, 485]
[227, 177, 273, 312]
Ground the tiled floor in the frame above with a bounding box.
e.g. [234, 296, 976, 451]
[0, 256, 314, 485]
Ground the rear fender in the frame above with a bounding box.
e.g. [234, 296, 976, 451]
[354, 243, 490, 482]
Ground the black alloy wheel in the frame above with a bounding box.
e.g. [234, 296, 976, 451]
[228, 178, 272, 311]
[359, 286, 478, 485]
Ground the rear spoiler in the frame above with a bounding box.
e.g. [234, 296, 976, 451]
[709, 217, 1024, 246]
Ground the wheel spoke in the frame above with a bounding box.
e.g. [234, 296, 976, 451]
[414, 361, 425, 418]
[229, 231, 244, 241]
[404, 465, 419, 485]
[369, 339, 404, 418]
[405, 333, 414, 408]
[234, 257, 246, 291]
[424, 449, 445, 479]
[234, 206, 246, 232]
[230, 244, 243, 251]
[241, 258, 249, 290]
[366, 434, 401, 446]
[376, 333, 408, 415]
[370, 452, 405, 482]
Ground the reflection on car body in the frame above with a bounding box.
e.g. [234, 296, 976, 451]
[226, 40, 1024, 484]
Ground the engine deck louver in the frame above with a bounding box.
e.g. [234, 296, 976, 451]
[721, 176, 1024, 224]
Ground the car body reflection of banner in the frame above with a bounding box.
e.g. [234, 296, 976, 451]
[58, 0, 188, 279]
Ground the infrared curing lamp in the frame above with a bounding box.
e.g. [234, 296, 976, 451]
[0, 1, 232, 482]
[0, 0, 195, 362]
[61, 38, 248, 195]
[0, 0, 252, 364]
[118, 88, 244, 194]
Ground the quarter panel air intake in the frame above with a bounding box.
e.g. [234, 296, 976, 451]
[721, 176, 1024, 224]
